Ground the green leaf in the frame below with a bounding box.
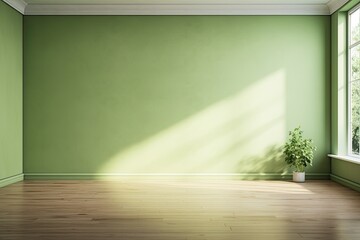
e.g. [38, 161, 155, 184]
[283, 126, 316, 172]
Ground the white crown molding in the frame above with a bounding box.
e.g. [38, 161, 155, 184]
[327, 0, 350, 14]
[2, 0, 27, 14]
[6, 0, 351, 16]
[24, 3, 330, 15]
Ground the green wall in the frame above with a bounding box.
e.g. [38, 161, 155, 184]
[331, 159, 360, 191]
[0, 1, 23, 186]
[24, 16, 330, 178]
[330, 0, 360, 192]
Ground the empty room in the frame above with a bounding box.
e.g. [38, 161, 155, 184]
[0, 0, 360, 239]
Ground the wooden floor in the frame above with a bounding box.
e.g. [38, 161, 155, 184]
[0, 179, 359, 240]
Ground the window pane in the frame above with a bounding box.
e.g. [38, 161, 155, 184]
[350, 8, 360, 45]
[351, 44, 360, 81]
[352, 81, 360, 155]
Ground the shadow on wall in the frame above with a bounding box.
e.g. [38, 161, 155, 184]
[99, 69, 287, 174]
[235, 144, 285, 178]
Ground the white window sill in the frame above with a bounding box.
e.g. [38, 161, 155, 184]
[328, 154, 360, 165]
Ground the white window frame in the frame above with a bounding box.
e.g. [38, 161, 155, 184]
[348, 3, 360, 157]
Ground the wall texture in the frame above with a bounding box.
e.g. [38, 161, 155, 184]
[0, 1, 23, 186]
[24, 16, 330, 178]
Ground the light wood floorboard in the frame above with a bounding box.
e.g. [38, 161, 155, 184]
[0, 179, 359, 240]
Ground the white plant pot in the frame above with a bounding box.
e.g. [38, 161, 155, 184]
[293, 172, 305, 183]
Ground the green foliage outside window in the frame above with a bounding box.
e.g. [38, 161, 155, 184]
[351, 15, 360, 154]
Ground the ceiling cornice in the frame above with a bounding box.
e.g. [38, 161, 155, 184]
[1, 0, 352, 16]
[327, 0, 350, 14]
[24, 4, 330, 15]
[2, 0, 26, 14]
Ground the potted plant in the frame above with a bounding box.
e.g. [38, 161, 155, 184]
[283, 126, 316, 182]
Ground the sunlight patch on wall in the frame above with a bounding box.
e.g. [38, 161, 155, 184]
[99, 70, 287, 174]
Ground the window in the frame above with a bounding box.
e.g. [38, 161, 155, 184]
[349, 4, 360, 156]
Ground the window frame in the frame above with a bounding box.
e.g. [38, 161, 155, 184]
[348, 3, 360, 157]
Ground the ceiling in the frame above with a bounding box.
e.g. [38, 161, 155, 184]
[23, 0, 331, 4]
[3, 0, 350, 15]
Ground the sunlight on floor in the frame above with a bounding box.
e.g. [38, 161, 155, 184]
[2, 180, 358, 240]
[115, 179, 314, 194]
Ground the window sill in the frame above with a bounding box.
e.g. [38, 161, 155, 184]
[328, 154, 360, 165]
